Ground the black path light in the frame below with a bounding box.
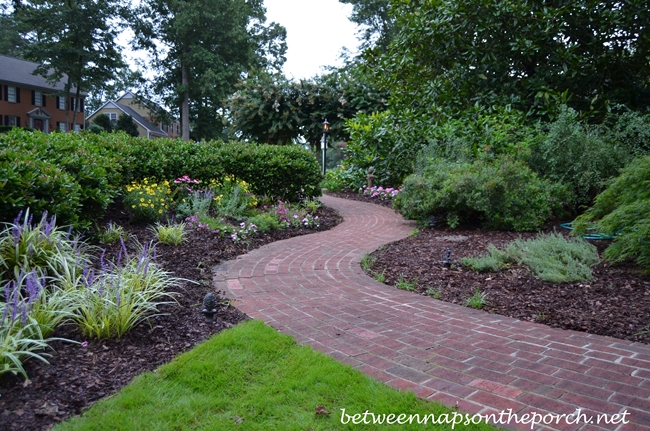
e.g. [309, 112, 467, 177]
[321, 119, 330, 175]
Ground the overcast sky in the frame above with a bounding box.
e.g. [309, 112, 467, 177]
[263, 0, 360, 79]
[119, 0, 360, 83]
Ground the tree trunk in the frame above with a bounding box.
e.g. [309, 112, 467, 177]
[72, 85, 81, 130]
[181, 59, 190, 141]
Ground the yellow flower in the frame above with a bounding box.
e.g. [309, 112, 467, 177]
[140, 198, 144, 202]
[132, 205, 136, 209]
[158, 209, 163, 214]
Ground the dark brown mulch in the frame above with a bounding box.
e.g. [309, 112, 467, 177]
[369, 227, 650, 344]
[0, 203, 342, 431]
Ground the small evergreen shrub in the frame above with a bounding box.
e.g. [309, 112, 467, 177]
[573, 155, 650, 270]
[393, 155, 566, 231]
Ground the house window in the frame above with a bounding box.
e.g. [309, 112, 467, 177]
[34, 91, 43, 106]
[7, 86, 17, 103]
[70, 98, 83, 112]
[6, 116, 19, 126]
[57, 96, 67, 110]
[58, 122, 67, 132]
[109, 112, 117, 124]
[73, 124, 81, 132]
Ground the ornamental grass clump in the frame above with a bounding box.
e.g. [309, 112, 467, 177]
[0, 270, 77, 378]
[0, 210, 89, 282]
[97, 222, 127, 245]
[150, 223, 187, 246]
[124, 179, 173, 222]
[74, 242, 181, 340]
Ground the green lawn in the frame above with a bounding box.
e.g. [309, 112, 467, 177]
[54, 320, 496, 430]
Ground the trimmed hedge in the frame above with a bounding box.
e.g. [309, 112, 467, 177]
[0, 130, 321, 227]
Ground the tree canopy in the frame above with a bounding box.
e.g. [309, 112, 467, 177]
[373, 0, 650, 120]
[131, 0, 287, 141]
[227, 66, 388, 146]
[12, 0, 127, 126]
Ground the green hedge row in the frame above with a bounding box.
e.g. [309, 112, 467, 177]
[0, 130, 321, 227]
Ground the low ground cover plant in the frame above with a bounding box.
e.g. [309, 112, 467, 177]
[53, 321, 494, 431]
[460, 232, 600, 283]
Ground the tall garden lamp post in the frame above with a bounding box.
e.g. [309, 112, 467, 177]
[321, 119, 330, 175]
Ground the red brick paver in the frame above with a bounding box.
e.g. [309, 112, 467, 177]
[214, 195, 650, 431]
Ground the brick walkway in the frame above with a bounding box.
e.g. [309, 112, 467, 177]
[214, 195, 650, 431]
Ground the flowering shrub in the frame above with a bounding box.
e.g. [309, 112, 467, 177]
[124, 179, 173, 222]
[359, 185, 400, 200]
[301, 214, 320, 228]
[230, 222, 258, 243]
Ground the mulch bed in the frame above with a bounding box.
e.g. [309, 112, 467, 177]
[327, 192, 650, 344]
[0, 203, 342, 431]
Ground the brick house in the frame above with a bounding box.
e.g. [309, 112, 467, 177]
[86, 91, 180, 139]
[0, 54, 86, 132]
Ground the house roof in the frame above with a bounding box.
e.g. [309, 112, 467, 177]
[87, 100, 167, 136]
[0, 55, 85, 95]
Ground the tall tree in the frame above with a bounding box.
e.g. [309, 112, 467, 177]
[0, 6, 28, 57]
[340, 0, 394, 51]
[13, 0, 127, 128]
[132, 0, 287, 141]
[115, 113, 140, 137]
[375, 0, 650, 120]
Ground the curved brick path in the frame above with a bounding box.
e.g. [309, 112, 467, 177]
[214, 195, 650, 430]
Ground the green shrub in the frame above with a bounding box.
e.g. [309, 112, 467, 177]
[528, 106, 633, 209]
[460, 244, 512, 272]
[345, 110, 427, 187]
[246, 213, 280, 233]
[92, 113, 113, 133]
[124, 139, 321, 202]
[0, 129, 125, 227]
[602, 110, 650, 156]
[461, 233, 600, 283]
[321, 165, 366, 191]
[573, 155, 650, 269]
[0, 148, 82, 226]
[394, 155, 566, 231]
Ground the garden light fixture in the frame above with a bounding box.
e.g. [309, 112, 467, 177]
[321, 119, 330, 175]
[202, 292, 217, 323]
[443, 248, 452, 267]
